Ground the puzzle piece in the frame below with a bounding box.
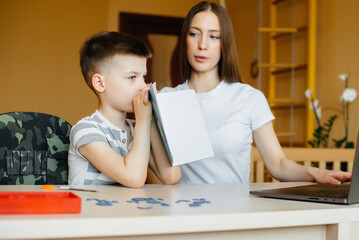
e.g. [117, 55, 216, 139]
[127, 197, 170, 207]
[87, 198, 119, 207]
[126, 197, 170, 209]
[176, 198, 211, 207]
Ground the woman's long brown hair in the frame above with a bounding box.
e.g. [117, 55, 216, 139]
[180, 1, 242, 83]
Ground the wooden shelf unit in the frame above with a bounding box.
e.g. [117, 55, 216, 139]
[257, 0, 316, 146]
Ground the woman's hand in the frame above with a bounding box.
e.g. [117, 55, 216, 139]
[310, 168, 352, 185]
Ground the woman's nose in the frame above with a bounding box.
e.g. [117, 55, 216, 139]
[199, 36, 207, 50]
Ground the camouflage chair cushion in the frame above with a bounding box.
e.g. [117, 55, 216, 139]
[0, 112, 71, 185]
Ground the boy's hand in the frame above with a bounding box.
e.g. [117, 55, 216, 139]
[133, 87, 152, 124]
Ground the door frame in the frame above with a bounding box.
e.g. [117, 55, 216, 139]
[119, 12, 184, 87]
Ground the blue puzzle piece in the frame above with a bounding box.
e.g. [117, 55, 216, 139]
[127, 197, 170, 207]
[176, 198, 211, 207]
[176, 199, 190, 203]
[87, 198, 119, 207]
[137, 206, 153, 210]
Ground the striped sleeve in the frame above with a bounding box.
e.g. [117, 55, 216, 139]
[70, 120, 108, 155]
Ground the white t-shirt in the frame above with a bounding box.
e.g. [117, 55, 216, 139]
[68, 110, 134, 185]
[161, 80, 274, 184]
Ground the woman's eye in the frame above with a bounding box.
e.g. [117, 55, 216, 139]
[189, 32, 199, 37]
[143, 74, 147, 79]
[128, 76, 136, 80]
[210, 35, 220, 40]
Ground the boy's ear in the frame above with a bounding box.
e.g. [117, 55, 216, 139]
[92, 74, 105, 92]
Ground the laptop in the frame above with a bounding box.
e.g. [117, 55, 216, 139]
[250, 133, 359, 204]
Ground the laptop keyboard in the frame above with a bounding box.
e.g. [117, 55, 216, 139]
[292, 184, 350, 198]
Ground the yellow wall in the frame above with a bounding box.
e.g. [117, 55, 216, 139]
[107, 0, 205, 31]
[0, 0, 205, 125]
[0, 0, 358, 146]
[317, 0, 359, 145]
[0, 0, 108, 125]
[227, 0, 358, 146]
[226, 0, 262, 89]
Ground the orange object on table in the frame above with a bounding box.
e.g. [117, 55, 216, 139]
[0, 191, 81, 214]
[42, 184, 98, 192]
[42, 184, 57, 190]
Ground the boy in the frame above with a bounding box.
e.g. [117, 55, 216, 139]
[68, 31, 180, 187]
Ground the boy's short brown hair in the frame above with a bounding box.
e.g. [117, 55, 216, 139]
[79, 31, 152, 93]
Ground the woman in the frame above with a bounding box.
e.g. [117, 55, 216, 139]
[161, 1, 351, 184]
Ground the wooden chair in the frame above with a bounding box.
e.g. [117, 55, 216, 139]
[146, 168, 163, 184]
[250, 147, 356, 183]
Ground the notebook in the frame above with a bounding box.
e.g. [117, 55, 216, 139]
[250, 133, 359, 204]
[148, 83, 214, 166]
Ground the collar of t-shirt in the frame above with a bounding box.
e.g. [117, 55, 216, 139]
[184, 80, 227, 98]
[94, 110, 134, 146]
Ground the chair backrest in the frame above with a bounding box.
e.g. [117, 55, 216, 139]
[250, 147, 356, 183]
[0, 112, 71, 185]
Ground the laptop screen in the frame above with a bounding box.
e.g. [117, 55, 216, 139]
[348, 133, 359, 202]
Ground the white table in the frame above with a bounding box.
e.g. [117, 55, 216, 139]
[0, 183, 358, 240]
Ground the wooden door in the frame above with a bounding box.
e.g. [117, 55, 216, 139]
[119, 12, 184, 88]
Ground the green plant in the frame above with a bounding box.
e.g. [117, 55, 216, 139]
[308, 115, 337, 148]
[305, 74, 357, 148]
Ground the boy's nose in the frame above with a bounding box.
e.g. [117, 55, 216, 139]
[139, 80, 147, 89]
